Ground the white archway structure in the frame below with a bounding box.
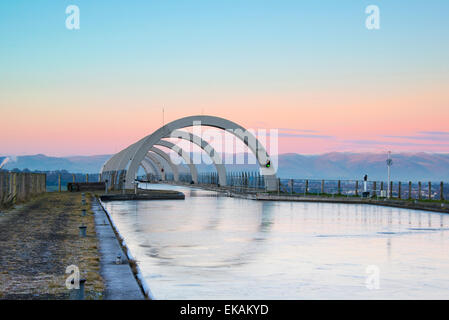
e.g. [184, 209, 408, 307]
[102, 130, 224, 186]
[141, 158, 158, 175]
[148, 147, 179, 182]
[141, 158, 160, 180]
[155, 140, 198, 184]
[168, 130, 226, 186]
[145, 153, 166, 180]
[103, 116, 278, 191]
[101, 115, 277, 191]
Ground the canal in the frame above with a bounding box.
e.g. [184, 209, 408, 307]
[102, 184, 449, 299]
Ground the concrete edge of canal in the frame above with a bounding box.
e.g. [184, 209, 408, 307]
[91, 197, 153, 300]
[235, 193, 449, 214]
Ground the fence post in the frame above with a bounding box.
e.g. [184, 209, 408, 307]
[305, 179, 309, 194]
[0, 173, 4, 204]
[389, 181, 393, 198]
[290, 179, 294, 194]
[373, 181, 377, 197]
[418, 182, 422, 200]
[16, 173, 21, 202]
[337, 180, 341, 195]
[21, 173, 26, 201]
[277, 178, 280, 195]
[398, 182, 401, 199]
[12, 173, 17, 204]
[441, 182, 444, 201]
[8, 173, 11, 197]
[408, 181, 412, 200]
[428, 182, 432, 200]
[58, 174, 61, 192]
[321, 180, 324, 195]
[72, 174, 75, 183]
[355, 180, 358, 196]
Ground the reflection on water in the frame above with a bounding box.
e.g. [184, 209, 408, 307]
[103, 184, 449, 299]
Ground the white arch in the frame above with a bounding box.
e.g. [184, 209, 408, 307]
[102, 130, 226, 186]
[140, 163, 153, 180]
[102, 115, 277, 190]
[140, 157, 160, 180]
[167, 130, 227, 186]
[148, 147, 179, 182]
[145, 153, 166, 180]
[154, 140, 198, 184]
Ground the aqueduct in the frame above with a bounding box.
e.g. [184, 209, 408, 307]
[100, 115, 278, 191]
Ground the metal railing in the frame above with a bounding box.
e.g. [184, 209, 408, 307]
[278, 178, 448, 200]
[138, 170, 449, 201]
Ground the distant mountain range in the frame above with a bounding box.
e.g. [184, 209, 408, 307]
[1, 152, 449, 182]
[276, 152, 449, 181]
[0, 154, 111, 174]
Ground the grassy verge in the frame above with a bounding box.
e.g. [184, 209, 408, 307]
[0, 192, 104, 299]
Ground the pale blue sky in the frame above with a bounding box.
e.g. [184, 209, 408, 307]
[1, 1, 449, 155]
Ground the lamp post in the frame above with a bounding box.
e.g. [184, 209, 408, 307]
[386, 151, 393, 199]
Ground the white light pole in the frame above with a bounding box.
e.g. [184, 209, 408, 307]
[386, 151, 393, 198]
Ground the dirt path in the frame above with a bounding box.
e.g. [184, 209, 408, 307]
[0, 192, 104, 299]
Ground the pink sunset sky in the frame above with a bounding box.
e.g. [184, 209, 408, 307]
[2, 83, 448, 156]
[1, 1, 449, 157]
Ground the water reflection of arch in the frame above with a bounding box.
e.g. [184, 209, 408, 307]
[135, 191, 275, 268]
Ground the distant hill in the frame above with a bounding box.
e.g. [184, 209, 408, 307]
[0, 154, 111, 173]
[276, 152, 449, 181]
[1, 152, 449, 181]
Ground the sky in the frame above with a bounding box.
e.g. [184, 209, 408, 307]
[1, 0, 449, 156]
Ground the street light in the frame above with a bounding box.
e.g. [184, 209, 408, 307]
[386, 151, 393, 198]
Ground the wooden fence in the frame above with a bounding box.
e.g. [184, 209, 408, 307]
[0, 172, 46, 207]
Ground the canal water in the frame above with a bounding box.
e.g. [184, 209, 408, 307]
[102, 184, 449, 299]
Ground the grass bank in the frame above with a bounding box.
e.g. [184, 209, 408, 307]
[0, 192, 104, 299]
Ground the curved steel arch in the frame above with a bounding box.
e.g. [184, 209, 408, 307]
[154, 140, 198, 184]
[140, 159, 156, 176]
[102, 131, 226, 186]
[140, 162, 154, 180]
[102, 115, 277, 190]
[148, 147, 179, 182]
[103, 143, 183, 184]
[141, 157, 161, 180]
[166, 130, 227, 186]
[145, 153, 166, 180]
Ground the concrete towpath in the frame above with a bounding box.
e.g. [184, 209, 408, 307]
[91, 198, 144, 300]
